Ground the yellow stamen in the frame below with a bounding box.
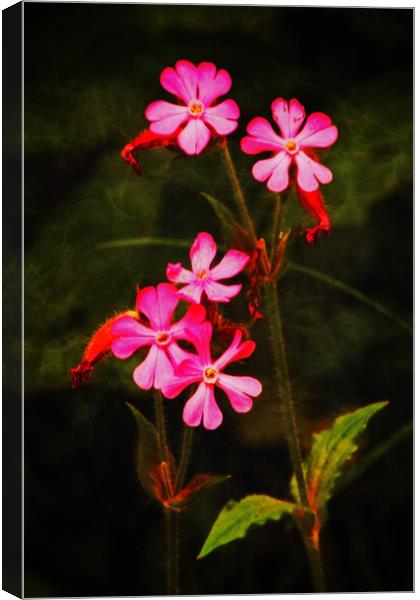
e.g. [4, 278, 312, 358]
[203, 367, 219, 384]
[285, 140, 297, 152]
[188, 100, 204, 117]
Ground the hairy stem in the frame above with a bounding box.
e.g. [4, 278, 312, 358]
[305, 538, 326, 593]
[219, 140, 257, 245]
[175, 426, 194, 492]
[269, 193, 285, 264]
[154, 390, 168, 460]
[165, 509, 179, 595]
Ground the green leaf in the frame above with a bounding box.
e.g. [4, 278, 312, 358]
[199, 192, 241, 241]
[198, 494, 296, 559]
[126, 402, 161, 499]
[288, 261, 412, 335]
[98, 237, 192, 249]
[291, 401, 388, 512]
[336, 421, 412, 492]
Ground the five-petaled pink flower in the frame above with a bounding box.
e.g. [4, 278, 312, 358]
[241, 98, 338, 193]
[145, 60, 240, 156]
[167, 232, 249, 304]
[161, 322, 262, 430]
[111, 283, 205, 390]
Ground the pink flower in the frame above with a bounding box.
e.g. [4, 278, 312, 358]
[161, 322, 262, 430]
[145, 60, 240, 156]
[166, 232, 249, 304]
[241, 98, 338, 193]
[111, 283, 205, 390]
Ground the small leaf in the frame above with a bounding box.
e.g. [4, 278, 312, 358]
[98, 237, 192, 250]
[126, 402, 161, 499]
[165, 474, 230, 511]
[198, 494, 296, 559]
[199, 192, 246, 246]
[291, 402, 388, 512]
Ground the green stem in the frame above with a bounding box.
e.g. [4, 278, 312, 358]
[264, 283, 309, 509]
[175, 426, 194, 492]
[154, 390, 168, 460]
[269, 193, 284, 264]
[219, 140, 257, 245]
[165, 509, 179, 595]
[304, 538, 326, 593]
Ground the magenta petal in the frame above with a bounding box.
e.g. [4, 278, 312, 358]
[203, 113, 238, 136]
[153, 348, 175, 389]
[111, 319, 153, 358]
[295, 152, 333, 192]
[184, 322, 212, 363]
[177, 283, 204, 304]
[202, 385, 223, 430]
[205, 99, 240, 119]
[288, 98, 306, 137]
[252, 151, 291, 192]
[217, 381, 253, 413]
[148, 110, 189, 136]
[295, 112, 332, 143]
[198, 63, 232, 106]
[156, 283, 180, 330]
[241, 117, 284, 155]
[161, 355, 202, 399]
[183, 382, 207, 427]
[190, 232, 217, 272]
[209, 249, 249, 281]
[214, 331, 256, 371]
[160, 66, 191, 104]
[217, 373, 262, 398]
[166, 342, 196, 368]
[175, 60, 199, 101]
[136, 287, 160, 329]
[111, 316, 154, 340]
[166, 262, 195, 284]
[298, 125, 338, 149]
[178, 119, 212, 156]
[203, 280, 242, 303]
[271, 97, 291, 138]
[133, 345, 158, 390]
[170, 304, 206, 339]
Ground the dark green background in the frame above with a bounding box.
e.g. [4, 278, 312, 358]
[21, 4, 412, 596]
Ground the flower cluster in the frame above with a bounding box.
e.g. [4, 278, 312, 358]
[121, 59, 338, 244]
[72, 232, 262, 430]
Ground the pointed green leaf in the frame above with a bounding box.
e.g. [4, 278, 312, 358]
[198, 494, 296, 559]
[165, 474, 230, 511]
[199, 192, 240, 240]
[126, 402, 161, 499]
[291, 402, 388, 511]
[98, 237, 192, 249]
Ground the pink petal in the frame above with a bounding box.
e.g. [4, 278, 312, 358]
[209, 249, 249, 281]
[240, 117, 284, 155]
[197, 62, 232, 106]
[204, 99, 240, 134]
[184, 322, 212, 363]
[190, 232, 217, 273]
[295, 151, 333, 192]
[203, 113, 238, 135]
[288, 98, 306, 137]
[166, 262, 195, 284]
[161, 356, 202, 399]
[202, 385, 223, 430]
[154, 348, 175, 389]
[111, 315, 154, 358]
[252, 151, 292, 192]
[295, 112, 332, 143]
[271, 98, 291, 138]
[136, 287, 160, 329]
[214, 330, 256, 371]
[156, 283, 180, 330]
[175, 60, 199, 101]
[176, 283, 204, 304]
[177, 119, 212, 156]
[160, 66, 191, 104]
[133, 345, 158, 390]
[203, 280, 242, 303]
[170, 303, 206, 339]
[183, 382, 207, 427]
[298, 125, 338, 149]
[217, 373, 262, 397]
[217, 380, 253, 414]
[149, 112, 189, 136]
[167, 345, 200, 369]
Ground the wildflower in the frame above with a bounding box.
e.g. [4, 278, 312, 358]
[111, 283, 205, 390]
[166, 232, 249, 304]
[241, 98, 338, 193]
[145, 60, 240, 156]
[161, 322, 262, 430]
[71, 311, 137, 388]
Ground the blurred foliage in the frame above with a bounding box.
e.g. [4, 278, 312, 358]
[21, 4, 412, 596]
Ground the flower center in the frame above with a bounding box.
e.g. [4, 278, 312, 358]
[188, 99, 204, 117]
[155, 331, 171, 346]
[203, 366, 219, 384]
[197, 269, 208, 280]
[284, 139, 298, 154]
